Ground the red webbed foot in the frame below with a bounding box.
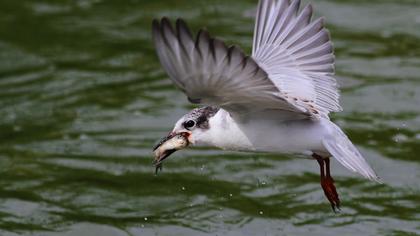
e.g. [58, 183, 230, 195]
[313, 154, 341, 212]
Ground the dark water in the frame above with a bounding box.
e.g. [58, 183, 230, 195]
[0, 0, 419, 235]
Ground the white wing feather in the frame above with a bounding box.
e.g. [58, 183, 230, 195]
[252, 0, 342, 118]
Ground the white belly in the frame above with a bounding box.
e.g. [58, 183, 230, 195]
[204, 109, 331, 155]
[241, 118, 328, 154]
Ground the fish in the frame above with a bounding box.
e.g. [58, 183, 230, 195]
[152, 133, 189, 175]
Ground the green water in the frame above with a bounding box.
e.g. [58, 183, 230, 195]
[0, 0, 419, 235]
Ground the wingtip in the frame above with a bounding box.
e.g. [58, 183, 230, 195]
[302, 3, 313, 20]
[160, 17, 177, 40]
[152, 18, 160, 31]
[161, 16, 170, 24]
[367, 172, 383, 184]
[318, 16, 326, 27]
[152, 17, 171, 30]
[175, 18, 185, 26]
[306, 2, 313, 12]
[195, 28, 211, 46]
[151, 19, 162, 43]
[374, 176, 384, 184]
[176, 18, 193, 40]
[176, 18, 189, 31]
[160, 17, 171, 28]
[196, 28, 210, 38]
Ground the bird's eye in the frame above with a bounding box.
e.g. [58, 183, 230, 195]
[184, 120, 196, 130]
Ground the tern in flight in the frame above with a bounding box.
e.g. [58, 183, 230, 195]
[151, 0, 380, 211]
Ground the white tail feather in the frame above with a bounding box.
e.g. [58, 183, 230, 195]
[323, 122, 381, 182]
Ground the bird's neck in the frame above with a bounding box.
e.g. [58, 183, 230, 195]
[194, 109, 255, 151]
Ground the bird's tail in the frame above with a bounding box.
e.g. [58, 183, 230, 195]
[322, 122, 381, 183]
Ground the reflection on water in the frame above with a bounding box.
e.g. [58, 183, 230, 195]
[0, 0, 419, 235]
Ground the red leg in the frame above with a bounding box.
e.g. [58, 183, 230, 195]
[313, 154, 340, 212]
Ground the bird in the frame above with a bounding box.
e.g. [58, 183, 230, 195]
[151, 0, 380, 212]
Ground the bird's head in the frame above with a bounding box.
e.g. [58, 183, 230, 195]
[152, 106, 220, 166]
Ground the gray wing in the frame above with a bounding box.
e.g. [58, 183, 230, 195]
[152, 18, 319, 119]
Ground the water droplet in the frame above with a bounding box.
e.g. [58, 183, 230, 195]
[393, 134, 408, 143]
[144, 217, 148, 221]
[259, 211, 264, 215]
[229, 193, 233, 197]
[367, 140, 377, 145]
[261, 181, 266, 185]
[181, 186, 186, 191]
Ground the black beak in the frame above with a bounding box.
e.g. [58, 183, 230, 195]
[153, 132, 176, 152]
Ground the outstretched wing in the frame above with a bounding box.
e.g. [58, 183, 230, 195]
[152, 18, 320, 119]
[252, 0, 342, 118]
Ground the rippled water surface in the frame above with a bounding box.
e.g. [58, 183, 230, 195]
[0, 0, 419, 235]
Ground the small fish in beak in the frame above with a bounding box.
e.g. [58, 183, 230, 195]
[153, 132, 189, 174]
